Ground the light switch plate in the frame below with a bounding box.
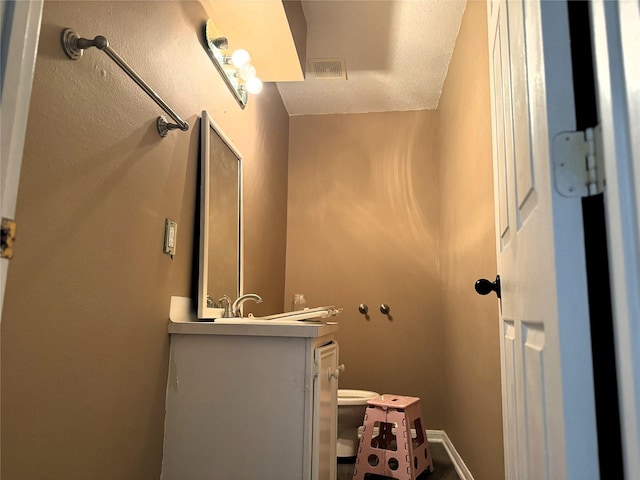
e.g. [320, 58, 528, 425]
[164, 218, 177, 257]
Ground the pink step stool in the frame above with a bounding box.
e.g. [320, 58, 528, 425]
[352, 394, 433, 480]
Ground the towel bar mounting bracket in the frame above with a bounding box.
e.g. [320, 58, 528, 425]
[61, 28, 189, 137]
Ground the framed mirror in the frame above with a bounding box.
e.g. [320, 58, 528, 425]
[197, 111, 243, 319]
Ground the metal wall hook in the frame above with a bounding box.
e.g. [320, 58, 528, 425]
[61, 28, 189, 137]
[380, 303, 393, 320]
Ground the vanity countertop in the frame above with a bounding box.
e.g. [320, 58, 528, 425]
[168, 319, 339, 338]
[168, 296, 339, 338]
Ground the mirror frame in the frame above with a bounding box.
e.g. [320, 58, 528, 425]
[197, 111, 243, 319]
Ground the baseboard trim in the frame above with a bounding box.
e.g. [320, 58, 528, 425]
[427, 430, 475, 480]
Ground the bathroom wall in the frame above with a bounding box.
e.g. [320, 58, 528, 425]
[286, 2, 503, 479]
[3, 1, 503, 479]
[286, 111, 445, 424]
[437, 2, 504, 479]
[1, 2, 289, 479]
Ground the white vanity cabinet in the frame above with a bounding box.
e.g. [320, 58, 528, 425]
[161, 321, 339, 480]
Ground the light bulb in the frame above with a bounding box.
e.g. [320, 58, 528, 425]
[230, 49, 250, 68]
[238, 64, 256, 81]
[245, 76, 263, 95]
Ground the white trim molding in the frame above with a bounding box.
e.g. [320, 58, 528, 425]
[1, 0, 43, 318]
[427, 429, 475, 480]
[1, 1, 44, 473]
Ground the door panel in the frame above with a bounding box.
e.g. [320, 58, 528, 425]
[522, 323, 546, 479]
[502, 320, 518, 480]
[508, 1, 536, 220]
[487, 1, 599, 478]
[491, 8, 512, 249]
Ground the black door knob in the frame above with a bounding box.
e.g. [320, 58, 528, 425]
[475, 275, 501, 298]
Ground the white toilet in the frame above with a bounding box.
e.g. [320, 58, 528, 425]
[337, 389, 380, 458]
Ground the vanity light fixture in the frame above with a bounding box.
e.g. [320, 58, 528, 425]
[203, 19, 263, 108]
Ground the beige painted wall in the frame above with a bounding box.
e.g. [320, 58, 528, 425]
[286, 111, 445, 424]
[437, 2, 504, 479]
[3, 1, 503, 479]
[286, 2, 503, 479]
[1, 2, 288, 479]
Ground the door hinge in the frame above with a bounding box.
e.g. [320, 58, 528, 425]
[553, 125, 605, 197]
[1, 218, 17, 259]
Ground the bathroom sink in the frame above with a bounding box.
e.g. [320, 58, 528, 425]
[167, 296, 340, 337]
[213, 306, 341, 324]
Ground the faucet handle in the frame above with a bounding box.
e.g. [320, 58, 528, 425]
[219, 295, 232, 317]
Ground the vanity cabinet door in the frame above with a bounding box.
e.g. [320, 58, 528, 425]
[161, 329, 339, 480]
[313, 341, 338, 480]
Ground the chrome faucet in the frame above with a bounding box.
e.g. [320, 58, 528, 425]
[231, 293, 263, 317]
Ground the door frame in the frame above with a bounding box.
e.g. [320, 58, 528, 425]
[1, 0, 43, 320]
[590, 1, 640, 478]
[0, 0, 43, 470]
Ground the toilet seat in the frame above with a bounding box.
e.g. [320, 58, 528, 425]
[337, 389, 381, 457]
[338, 389, 380, 406]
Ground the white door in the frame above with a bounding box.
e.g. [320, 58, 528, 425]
[591, 1, 640, 478]
[486, 0, 599, 478]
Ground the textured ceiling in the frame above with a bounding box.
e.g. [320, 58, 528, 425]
[277, 0, 467, 116]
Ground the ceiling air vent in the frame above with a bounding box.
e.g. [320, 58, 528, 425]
[308, 58, 347, 80]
